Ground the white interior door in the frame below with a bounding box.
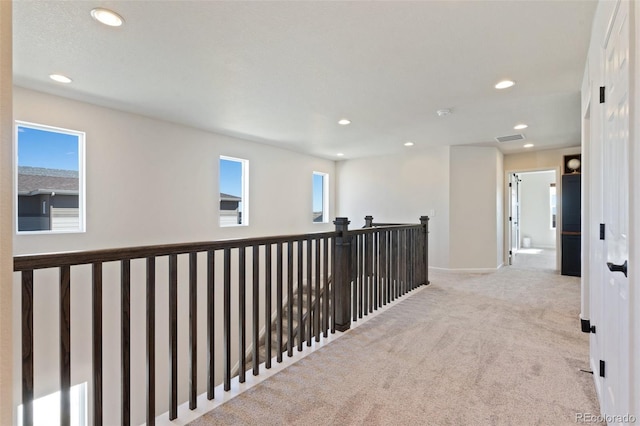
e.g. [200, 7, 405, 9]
[601, 0, 631, 418]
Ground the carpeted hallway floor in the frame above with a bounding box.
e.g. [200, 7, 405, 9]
[189, 266, 602, 425]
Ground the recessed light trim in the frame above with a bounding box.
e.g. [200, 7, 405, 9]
[514, 124, 528, 130]
[404, 142, 414, 147]
[523, 143, 534, 148]
[338, 119, 351, 126]
[91, 8, 124, 27]
[436, 109, 451, 117]
[49, 74, 72, 84]
[495, 80, 515, 89]
[336, 152, 345, 157]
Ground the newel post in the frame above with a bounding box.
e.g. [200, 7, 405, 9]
[364, 215, 374, 228]
[333, 217, 352, 331]
[420, 216, 430, 285]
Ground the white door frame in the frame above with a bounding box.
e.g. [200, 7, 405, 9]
[504, 167, 561, 270]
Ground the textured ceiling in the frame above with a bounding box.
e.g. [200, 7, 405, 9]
[13, 0, 597, 159]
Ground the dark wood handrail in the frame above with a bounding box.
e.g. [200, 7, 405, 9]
[14, 231, 340, 271]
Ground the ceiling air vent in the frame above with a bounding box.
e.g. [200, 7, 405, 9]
[495, 134, 526, 143]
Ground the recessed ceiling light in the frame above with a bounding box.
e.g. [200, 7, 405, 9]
[90, 8, 125, 27]
[514, 124, 528, 130]
[404, 142, 414, 147]
[338, 119, 351, 126]
[436, 109, 451, 117]
[495, 80, 515, 89]
[523, 143, 534, 148]
[336, 152, 344, 157]
[49, 74, 72, 84]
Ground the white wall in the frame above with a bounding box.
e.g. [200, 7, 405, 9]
[13, 87, 336, 255]
[449, 146, 503, 270]
[335, 146, 450, 268]
[0, 3, 13, 425]
[518, 171, 556, 249]
[12, 87, 337, 424]
[504, 146, 580, 172]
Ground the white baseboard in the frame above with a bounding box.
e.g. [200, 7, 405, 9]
[429, 265, 503, 274]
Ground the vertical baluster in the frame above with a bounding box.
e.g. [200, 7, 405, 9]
[297, 240, 304, 351]
[409, 230, 413, 290]
[414, 229, 418, 289]
[146, 257, 156, 426]
[314, 238, 321, 342]
[405, 230, 410, 292]
[60, 265, 71, 426]
[404, 229, 409, 294]
[359, 234, 364, 319]
[412, 229, 417, 289]
[207, 250, 215, 400]
[252, 245, 260, 375]
[92, 262, 103, 426]
[121, 260, 131, 426]
[287, 241, 293, 357]
[366, 231, 373, 313]
[239, 247, 246, 382]
[189, 252, 197, 409]
[351, 234, 357, 322]
[380, 231, 387, 306]
[223, 248, 231, 391]
[22, 270, 34, 426]
[374, 231, 379, 310]
[306, 238, 312, 346]
[401, 230, 406, 295]
[399, 230, 403, 296]
[168, 255, 178, 420]
[392, 230, 398, 301]
[277, 243, 284, 362]
[265, 244, 272, 368]
[323, 237, 329, 338]
[388, 231, 393, 302]
[331, 237, 336, 334]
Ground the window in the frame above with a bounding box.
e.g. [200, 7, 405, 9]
[312, 172, 328, 223]
[219, 156, 248, 226]
[550, 183, 557, 229]
[16, 122, 85, 233]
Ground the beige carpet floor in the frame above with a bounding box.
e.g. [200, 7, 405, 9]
[189, 266, 602, 426]
[512, 247, 557, 272]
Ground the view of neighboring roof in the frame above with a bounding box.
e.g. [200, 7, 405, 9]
[17, 166, 79, 195]
[220, 193, 241, 202]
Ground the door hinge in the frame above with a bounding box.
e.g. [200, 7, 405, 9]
[509, 182, 512, 187]
[509, 216, 512, 222]
[581, 318, 596, 334]
[600, 223, 605, 240]
[600, 86, 605, 103]
[599, 360, 606, 377]
[509, 250, 512, 256]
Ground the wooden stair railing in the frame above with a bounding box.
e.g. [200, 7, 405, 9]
[14, 215, 428, 426]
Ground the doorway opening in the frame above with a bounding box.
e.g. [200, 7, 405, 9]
[507, 169, 558, 272]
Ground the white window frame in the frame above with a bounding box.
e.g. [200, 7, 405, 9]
[15, 121, 86, 234]
[312, 171, 329, 224]
[219, 155, 249, 227]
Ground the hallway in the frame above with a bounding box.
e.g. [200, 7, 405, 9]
[512, 248, 557, 272]
[189, 267, 600, 425]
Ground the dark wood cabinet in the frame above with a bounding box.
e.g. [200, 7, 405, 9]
[561, 156, 581, 276]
